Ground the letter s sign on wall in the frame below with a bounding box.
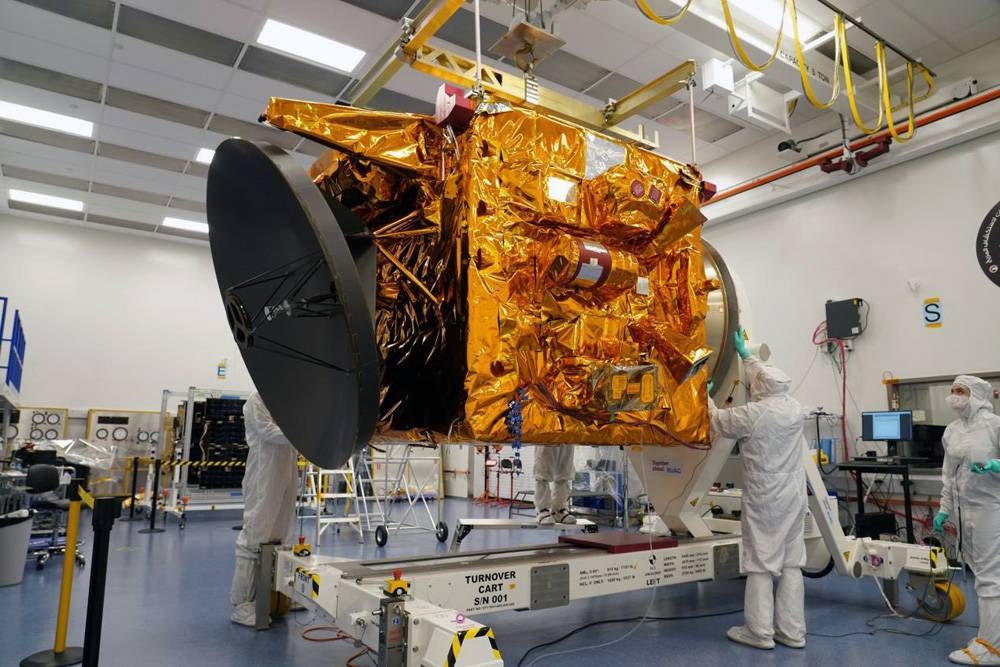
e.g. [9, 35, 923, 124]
[923, 298, 942, 328]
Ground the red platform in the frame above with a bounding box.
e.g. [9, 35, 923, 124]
[558, 531, 678, 554]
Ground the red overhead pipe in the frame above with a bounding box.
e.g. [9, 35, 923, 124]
[705, 86, 1000, 205]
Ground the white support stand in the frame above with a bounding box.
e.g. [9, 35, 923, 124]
[301, 463, 363, 545]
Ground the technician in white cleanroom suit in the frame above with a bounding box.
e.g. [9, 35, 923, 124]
[933, 375, 1000, 665]
[709, 330, 807, 650]
[535, 446, 577, 525]
[229, 392, 300, 627]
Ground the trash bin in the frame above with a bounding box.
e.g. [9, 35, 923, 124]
[0, 510, 34, 586]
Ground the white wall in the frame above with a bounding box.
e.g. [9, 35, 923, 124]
[0, 214, 252, 411]
[703, 128, 1000, 452]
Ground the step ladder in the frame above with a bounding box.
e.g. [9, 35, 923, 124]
[301, 461, 363, 545]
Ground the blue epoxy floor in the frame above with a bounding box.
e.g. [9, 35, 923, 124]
[0, 499, 979, 666]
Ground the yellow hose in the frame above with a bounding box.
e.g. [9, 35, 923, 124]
[720, 0, 788, 72]
[635, 0, 694, 25]
[790, 0, 840, 109]
[878, 42, 915, 142]
[837, 15, 884, 134]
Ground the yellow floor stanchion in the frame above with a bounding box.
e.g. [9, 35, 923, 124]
[20, 480, 86, 667]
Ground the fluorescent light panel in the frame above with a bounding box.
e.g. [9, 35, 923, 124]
[195, 148, 215, 164]
[256, 19, 366, 73]
[8, 188, 84, 211]
[162, 216, 208, 234]
[0, 100, 94, 137]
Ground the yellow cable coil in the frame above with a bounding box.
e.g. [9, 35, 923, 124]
[633, 0, 937, 142]
[720, 0, 788, 72]
[634, 0, 695, 25]
[837, 15, 884, 134]
[877, 42, 915, 142]
[790, 0, 840, 109]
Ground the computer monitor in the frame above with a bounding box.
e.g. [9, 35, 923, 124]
[862, 410, 913, 441]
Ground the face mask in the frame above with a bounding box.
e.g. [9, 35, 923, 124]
[947, 394, 970, 416]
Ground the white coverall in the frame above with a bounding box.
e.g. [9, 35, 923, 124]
[940, 376, 1000, 665]
[229, 392, 300, 626]
[534, 446, 576, 524]
[709, 357, 807, 649]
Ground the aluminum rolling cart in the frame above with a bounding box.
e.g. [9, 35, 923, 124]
[355, 443, 448, 547]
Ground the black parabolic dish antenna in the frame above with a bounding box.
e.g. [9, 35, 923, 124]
[206, 139, 379, 468]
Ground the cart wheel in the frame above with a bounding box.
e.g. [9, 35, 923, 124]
[803, 557, 834, 579]
[36, 554, 47, 570]
[435, 521, 449, 543]
[178, 515, 187, 530]
[375, 525, 388, 548]
[76, 553, 86, 568]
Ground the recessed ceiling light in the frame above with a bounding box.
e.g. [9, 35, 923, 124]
[162, 216, 209, 234]
[0, 100, 94, 137]
[195, 148, 215, 164]
[256, 18, 366, 73]
[8, 188, 85, 211]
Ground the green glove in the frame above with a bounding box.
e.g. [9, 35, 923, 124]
[971, 459, 1000, 474]
[707, 380, 714, 393]
[734, 329, 751, 360]
[933, 511, 949, 534]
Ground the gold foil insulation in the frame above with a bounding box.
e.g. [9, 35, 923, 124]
[262, 98, 711, 446]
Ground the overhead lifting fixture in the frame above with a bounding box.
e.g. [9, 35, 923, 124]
[345, 0, 696, 149]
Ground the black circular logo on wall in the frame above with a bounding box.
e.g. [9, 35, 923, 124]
[979, 200, 1000, 288]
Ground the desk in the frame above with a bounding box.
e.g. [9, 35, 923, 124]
[838, 460, 915, 544]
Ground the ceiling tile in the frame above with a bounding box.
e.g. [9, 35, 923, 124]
[238, 46, 352, 97]
[891, 0, 1000, 43]
[7, 199, 85, 220]
[97, 142, 189, 172]
[0, 120, 96, 153]
[851, 0, 939, 53]
[584, 72, 641, 102]
[185, 162, 209, 177]
[532, 49, 610, 92]
[339, 0, 414, 21]
[107, 61, 224, 110]
[91, 181, 171, 206]
[367, 88, 434, 115]
[0, 27, 110, 82]
[104, 86, 210, 129]
[99, 106, 223, 147]
[816, 39, 878, 75]
[437, 9, 508, 55]
[116, 4, 244, 66]
[913, 40, 960, 69]
[3, 1, 116, 59]
[86, 212, 156, 231]
[157, 225, 207, 240]
[12, 0, 114, 29]
[658, 104, 744, 143]
[0, 56, 102, 102]
[168, 197, 206, 213]
[1, 163, 90, 191]
[547, 9, 647, 71]
[111, 35, 237, 90]
[207, 113, 301, 150]
[121, 0, 262, 43]
[948, 12, 1000, 53]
